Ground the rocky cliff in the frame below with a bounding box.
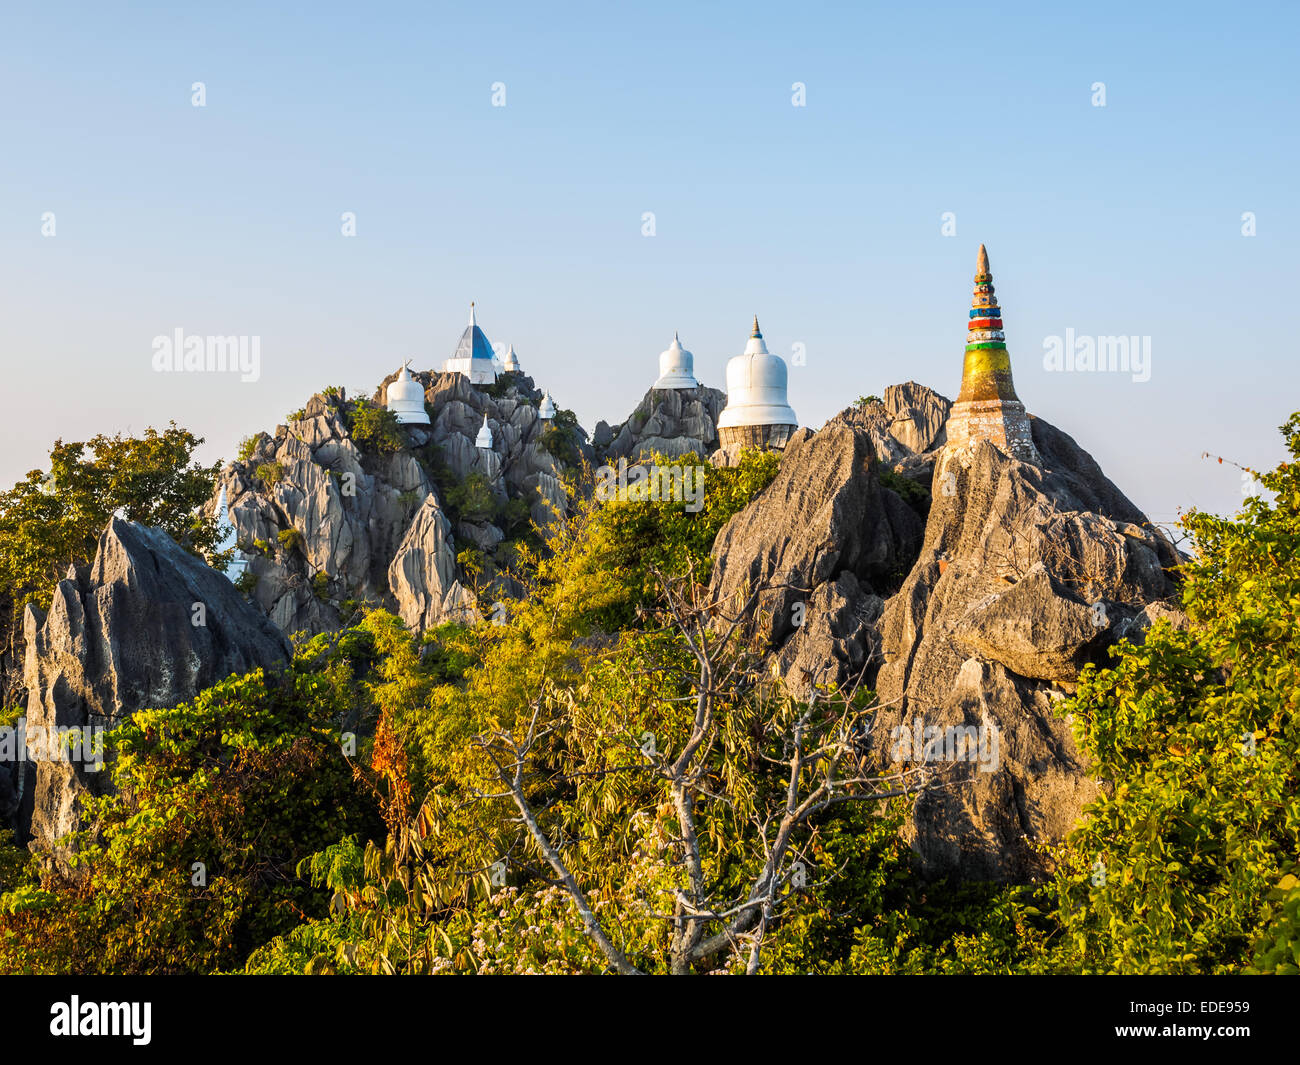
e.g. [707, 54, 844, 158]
[709, 422, 925, 691]
[188, 372, 1183, 886]
[22, 518, 291, 858]
[214, 371, 587, 636]
[708, 383, 1182, 882]
[593, 384, 726, 464]
[871, 418, 1181, 881]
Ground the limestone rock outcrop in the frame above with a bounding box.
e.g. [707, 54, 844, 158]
[598, 385, 726, 464]
[387, 493, 465, 630]
[826, 383, 952, 485]
[22, 518, 291, 858]
[870, 418, 1181, 882]
[214, 372, 586, 636]
[708, 423, 925, 694]
[708, 382, 1182, 884]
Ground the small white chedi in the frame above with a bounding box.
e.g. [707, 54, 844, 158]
[385, 362, 431, 425]
[475, 413, 494, 449]
[716, 316, 798, 448]
[503, 344, 521, 373]
[214, 486, 249, 583]
[539, 391, 556, 420]
[442, 302, 498, 385]
[653, 331, 698, 389]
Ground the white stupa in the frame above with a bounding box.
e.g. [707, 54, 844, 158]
[716, 316, 798, 449]
[653, 331, 698, 389]
[442, 303, 498, 385]
[214, 486, 249, 583]
[475, 413, 494, 449]
[503, 344, 521, 373]
[386, 362, 430, 425]
[538, 391, 556, 420]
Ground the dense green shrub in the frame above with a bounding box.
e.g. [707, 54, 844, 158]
[348, 402, 404, 454]
[0, 667, 380, 974]
[1046, 414, 1300, 973]
[277, 527, 305, 554]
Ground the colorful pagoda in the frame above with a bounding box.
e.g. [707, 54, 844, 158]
[943, 244, 1040, 463]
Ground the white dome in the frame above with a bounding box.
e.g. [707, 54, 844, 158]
[475, 413, 494, 449]
[387, 365, 430, 425]
[539, 391, 556, 420]
[716, 317, 798, 431]
[504, 344, 521, 373]
[653, 331, 698, 389]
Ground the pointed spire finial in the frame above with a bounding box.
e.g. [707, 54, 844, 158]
[751, 315, 762, 338]
[674, 329, 680, 343]
[470, 301, 477, 326]
[976, 244, 989, 276]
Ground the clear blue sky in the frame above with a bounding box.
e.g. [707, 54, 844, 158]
[2, 0, 1296, 528]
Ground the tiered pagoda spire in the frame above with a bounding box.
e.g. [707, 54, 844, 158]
[944, 245, 1040, 463]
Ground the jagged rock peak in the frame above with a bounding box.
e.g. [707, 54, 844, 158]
[707, 382, 1183, 883]
[212, 374, 588, 639]
[598, 383, 726, 464]
[22, 517, 291, 859]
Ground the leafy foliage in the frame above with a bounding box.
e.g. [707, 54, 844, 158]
[444, 472, 497, 524]
[571, 448, 780, 630]
[879, 468, 931, 518]
[0, 424, 222, 612]
[539, 407, 583, 467]
[277, 527, 306, 554]
[347, 402, 405, 454]
[1046, 413, 1300, 973]
[255, 461, 284, 486]
[0, 662, 381, 975]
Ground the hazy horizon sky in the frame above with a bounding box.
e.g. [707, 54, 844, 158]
[2, 1, 1296, 530]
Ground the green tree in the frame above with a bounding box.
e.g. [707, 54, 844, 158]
[539, 407, 583, 468]
[444, 472, 498, 524]
[572, 448, 780, 630]
[0, 664, 381, 975]
[348, 402, 404, 454]
[0, 424, 221, 703]
[1047, 413, 1300, 973]
[244, 470, 953, 975]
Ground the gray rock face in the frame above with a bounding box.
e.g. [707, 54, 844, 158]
[826, 383, 952, 478]
[215, 373, 585, 636]
[22, 518, 290, 859]
[708, 423, 925, 695]
[871, 419, 1182, 882]
[882, 382, 951, 454]
[707, 383, 1182, 884]
[602, 385, 726, 464]
[388, 493, 461, 630]
[772, 572, 885, 695]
